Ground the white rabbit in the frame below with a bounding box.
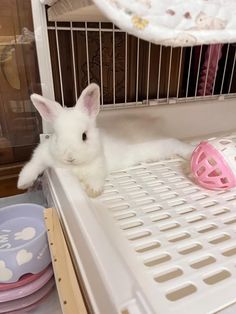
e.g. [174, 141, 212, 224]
[18, 83, 106, 197]
[18, 83, 192, 197]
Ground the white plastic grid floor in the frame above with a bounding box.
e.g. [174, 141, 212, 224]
[95, 135, 236, 314]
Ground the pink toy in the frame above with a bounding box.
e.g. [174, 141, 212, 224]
[191, 138, 236, 190]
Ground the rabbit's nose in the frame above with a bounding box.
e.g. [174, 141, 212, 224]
[66, 157, 75, 163]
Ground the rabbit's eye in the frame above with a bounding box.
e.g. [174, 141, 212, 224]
[82, 132, 87, 141]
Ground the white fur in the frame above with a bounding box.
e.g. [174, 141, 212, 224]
[18, 83, 192, 197]
[103, 137, 191, 172]
[18, 83, 106, 197]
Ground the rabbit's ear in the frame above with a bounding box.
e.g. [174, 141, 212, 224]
[76, 83, 100, 117]
[30, 94, 62, 122]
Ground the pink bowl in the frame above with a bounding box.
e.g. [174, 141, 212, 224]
[0, 265, 53, 303]
[0, 277, 54, 313]
[0, 265, 51, 292]
[191, 141, 236, 190]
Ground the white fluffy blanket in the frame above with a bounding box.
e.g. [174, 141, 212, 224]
[93, 0, 236, 46]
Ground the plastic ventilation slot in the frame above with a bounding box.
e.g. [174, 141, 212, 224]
[186, 215, 206, 224]
[128, 230, 151, 241]
[190, 255, 216, 269]
[135, 241, 161, 253]
[203, 269, 231, 285]
[129, 191, 149, 199]
[183, 187, 201, 195]
[103, 184, 114, 191]
[166, 284, 197, 301]
[168, 199, 186, 207]
[208, 233, 231, 244]
[145, 181, 164, 188]
[113, 175, 132, 183]
[223, 216, 236, 225]
[120, 220, 144, 230]
[109, 203, 130, 211]
[135, 198, 156, 206]
[125, 186, 142, 192]
[103, 197, 125, 204]
[142, 205, 163, 214]
[96, 152, 236, 312]
[168, 232, 191, 243]
[160, 192, 179, 201]
[159, 222, 180, 232]
[114, 211, 136, 221]
[192, 194, 209, 201]
[225, 195, 236, 202]
[152, 186, 171, 193]
[142, 176, 159, 183]
[202, 201, 219, 208]
[144, 253, 171, 267]
[152, 213, 171, 222]
[176, 207, 196, 215]
[197, 224, 218, 233]
[174, 181, 192, 188]
[212, 207, 230, 216]
[154, 267, 183, 283]
[118, 180, 136, 187]
[222, 246, 236, 257]
[102, 190, 119, 196]
[178, 243, 202, 255]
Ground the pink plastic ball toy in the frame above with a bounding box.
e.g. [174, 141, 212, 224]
[191, 138, 236, 190]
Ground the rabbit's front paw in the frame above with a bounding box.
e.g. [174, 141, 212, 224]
[17, 165, 37, 190]
[17, 173, 34, 190]
[81, 178, 104, 198]
[85, 185, 103, 198]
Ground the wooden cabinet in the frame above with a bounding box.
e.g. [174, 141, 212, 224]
[0, 0, 42, 196]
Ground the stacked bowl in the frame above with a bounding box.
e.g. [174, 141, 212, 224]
[0, 204, 53, 313]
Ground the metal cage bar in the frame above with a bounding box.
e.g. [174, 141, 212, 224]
[212, 44, 222, 96]
[112, 24, 116, 106]
[195, 45, 203, 98]
[99, 22, 104, 108]
[220, 43, 230, 95]
[176, 47, 183, 99]
[55, 22, 64, 106]
[146, 42, 151, 104]
[203, 45, 212, 96]
[85, 22, 90, 85]
[47, 23, 236, 109]
[125, 32, 128, 104]
[135, 38, 140, 104]
[186, 46, 193, 99]
[167, 47, 173, 102]
[228, 47, 236, 94]
[70, 22, 78, 101]
[156, 45, 162, 101]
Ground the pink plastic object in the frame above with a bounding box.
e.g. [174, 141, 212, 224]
[0, 265, 51, 292]
[191, 141, 236, 190]
[0, 277, 54, 314]
[0, 265, 53, 303]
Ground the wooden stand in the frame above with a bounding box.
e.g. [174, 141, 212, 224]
[44, 208, 87, 314]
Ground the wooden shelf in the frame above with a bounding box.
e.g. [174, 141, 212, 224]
[47, 0, 108, 22]
[44, 208, 88, 314]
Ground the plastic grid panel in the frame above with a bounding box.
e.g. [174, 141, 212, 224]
[97, 145, 236, 313]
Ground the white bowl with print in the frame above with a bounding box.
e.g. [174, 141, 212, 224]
[0, 203, 51, 283]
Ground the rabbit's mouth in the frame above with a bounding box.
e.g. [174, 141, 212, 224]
[63, 158, 77, 165]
